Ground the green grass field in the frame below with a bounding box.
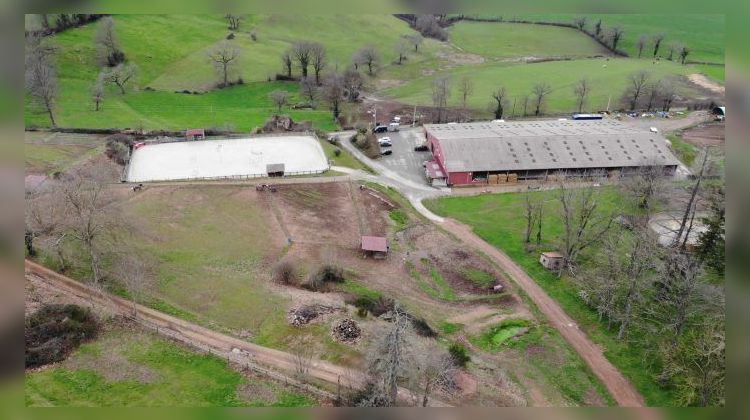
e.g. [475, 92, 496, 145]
[383, 57, 702, 115]
[449, 21, 608, 59]
[425, 188, 675, 406]
[25, 325, 315, 406]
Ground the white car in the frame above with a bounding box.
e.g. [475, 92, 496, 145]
[378, 137, 392, 147]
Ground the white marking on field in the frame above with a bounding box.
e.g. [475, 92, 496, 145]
[126, 136, 329, 182]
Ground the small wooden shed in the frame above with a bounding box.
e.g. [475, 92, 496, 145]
[361, 236, 388, 259]
[539, 251, 564, 270]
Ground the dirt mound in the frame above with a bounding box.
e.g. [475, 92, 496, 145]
[687, 73, 724, 95]
[287, 304, 339, 326]
[260, 115, 312, 133]
[331, 318, 361, 343]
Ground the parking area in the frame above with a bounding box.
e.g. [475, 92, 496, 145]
[375, 127, 433, 185]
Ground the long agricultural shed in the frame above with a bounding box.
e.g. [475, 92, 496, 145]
[424, 119, 680, 186]
[126, 135, 329, 182]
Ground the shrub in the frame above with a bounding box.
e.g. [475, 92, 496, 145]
[105, 133, 133, 165]
[448, 342, 471, 367]
[273, 260, 297, 285]
[226, 32, 235, 40]
[333, 148, 342, 157]
[250, 31, 257, 41]
[346, 295, 394, 317]
[410, 316, 437, 338]
[302, 263, 345, 292]
[25, 304, 99, 368]
[105, 50, 126, 67]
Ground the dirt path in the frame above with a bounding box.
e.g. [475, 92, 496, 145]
[687, 73, 725, 95]
[438, 220, 645, 407]
[25, 259, 449, 407]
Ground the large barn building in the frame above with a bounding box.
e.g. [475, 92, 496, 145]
[423, 119, 680, 186]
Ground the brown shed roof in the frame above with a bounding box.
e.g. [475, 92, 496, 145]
[361, 236, 388, 252]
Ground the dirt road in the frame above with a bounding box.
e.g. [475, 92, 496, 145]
[439, 220, 645, 407]
[25, 259, 449, 407]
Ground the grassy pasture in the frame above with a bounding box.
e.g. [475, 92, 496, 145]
[383, 58, 701, 115]
[24, 132, 104, 174]
[425, 188, 675, 406]
[449, 21, 608, 59]
[25, 325, 315, 407]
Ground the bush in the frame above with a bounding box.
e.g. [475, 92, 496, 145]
[448, 342, 471, 367]
[275, 74, 297, 81]
[273, 260, 297, 285]
[25, 304, 99, 368]
[302, 263, 345, 292]
[105, 50, 126, 67]
[333, 148, 342, 157]
[226, 32, 235, 40]
[105, 133, 133, 165]
[410, 316, 437, 338]
[346, 295, 395, 317]
[250, 31, 257, 41]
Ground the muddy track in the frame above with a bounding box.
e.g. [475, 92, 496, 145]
[25, 259, 449, 407]
[439, 220, 645, 407]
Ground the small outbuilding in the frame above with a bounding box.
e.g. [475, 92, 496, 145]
[185, 128, 205, 140]
[361, 236, 389, 259]
[540, 251, 564, 270]
[266, 163, 285, 177]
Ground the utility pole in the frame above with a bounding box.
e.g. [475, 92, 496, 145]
[412, 104, 417, 127]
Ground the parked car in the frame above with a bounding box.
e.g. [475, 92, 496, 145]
[414, 144, 429, 152]
[374, 125, 388, 133]
[378, 137, 392, 147]
[381, 149, 392, 156]
[388, 122, 400, 132]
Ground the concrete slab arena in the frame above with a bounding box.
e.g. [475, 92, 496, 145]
[126, 136, 329, 182]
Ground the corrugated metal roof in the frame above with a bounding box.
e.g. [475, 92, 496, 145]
[361, 236, 388, 252]
[266, 163, 285, 173]
[425, 120, 680, 173]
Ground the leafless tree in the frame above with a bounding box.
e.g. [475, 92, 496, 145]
[395, 38, 410, 65]
[621, 164, 666, 216]
[609, 26, 625, 51]
[225, 14, 242, 30]
[91, 71, 105, 111]
[523, 189, 543, 244]
[207, 41, 239, 88]
[636, 35, 647, 58]
[409, 338, 456, 407]
[292, 41, 313, 79]
[490, 87, 508, 119]
[531, 83, 552, 116]
[291, 336, 314, 382]
[116, 253, 152, 316]
[556, 178, 614, 270]
[25, 188, 67, 268]
[573, 78, 591, 113]
[666, 42, 679, 61]
[573, 16, 587, 31]
[322, 71, 345, 120]
[343, 67, 364, 102]
[25, 34, 58, 126]
[659, 81, 677, 111]
[431, 76, 451, 123]
[95, 16, 124, 67]
[281, 49, 293, 78]
[269, 90, 289, 112]
[299, 77, 318, 107]
[354, 45, 380, 76]
[645, 81, 662, 112]
[366, 306, 413, 406]
[404, 33, 424, 52]
[679, 45, 690, 64]
[521, 94, 530, 117]
[673, 147, 710, 248]
[310, 42, 326, 85]
[414, 15, 448, 41]
[652, 34, 665, 58]
[625, 70, 650, 111]
[103, 62, 137, 94]
[594, 19, 602, 37]
[457, 76, 473, 110]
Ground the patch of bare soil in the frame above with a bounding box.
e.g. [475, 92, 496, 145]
[435, 50, 485, 65]
[237, 380, 277, 404]
[375, 79, 405, 90]
[680, 122, 725, 147]
[65, 332, 161, 384]
[358, 187, 395, 237]
[688, 73, 725, 95]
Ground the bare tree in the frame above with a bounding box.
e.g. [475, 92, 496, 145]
[366, 307, 413, 406]
[491, 87, 508, 119]
[25, 187, 67, 267]
[322, 71, 345, 120]
[414, 15, 448, 41]
[310, 42, 326, 85]
[395, 38, 410, 65]
[404, 33, 424, 52]
[660, 81, 677, 111]
[531, 83, 552, 116]
[645, 81, 662, 112]
[291, 336, 314, 382]
[431, 76, 451, 123]
[104, 62, 137, 94]
[281, 49, 293, 78]
[521, 94, 530, 117]
[25, 34, 58, 126]
[666, 42, 678, 61]
[625, 70, 650, 111]
[95, 16, 124, 67]
[457, 76, 473, 110]
[557, 179, 614, 270]
[269, 90, 289, 112]
[225, 14, 242, 30]
[652, 34, 665, 57]
[409, 338, 456, 407]
[673, 148, 710, 248]
[679, 45, 690, 64]
[523, 190, 542, 244]
[91, 71, 105, 111]
[354, 45, 380, 76]
[207, 41, 239, 88]
[573, 16, 587, 31]
[116, 254, 152, 316]
[573, 78, 591, 113]
[299, 77, 319, 107]
[343, 67, 364, 102]
[609, 26, 625, 51]
[636, 35, 647, 58]
[594, 19, 602, 37]
[292, 41, 313, 79]
[621, 164, 666, 215]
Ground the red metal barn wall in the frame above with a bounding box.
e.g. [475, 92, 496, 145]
[426, 129, 476, 186]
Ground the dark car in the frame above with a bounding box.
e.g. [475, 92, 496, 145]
[381, 149, 392, 156]
[374, 125, 388, 133]
[414, 144, 429, 152]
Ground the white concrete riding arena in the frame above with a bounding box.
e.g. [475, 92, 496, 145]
[125, 135, 329, 182]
